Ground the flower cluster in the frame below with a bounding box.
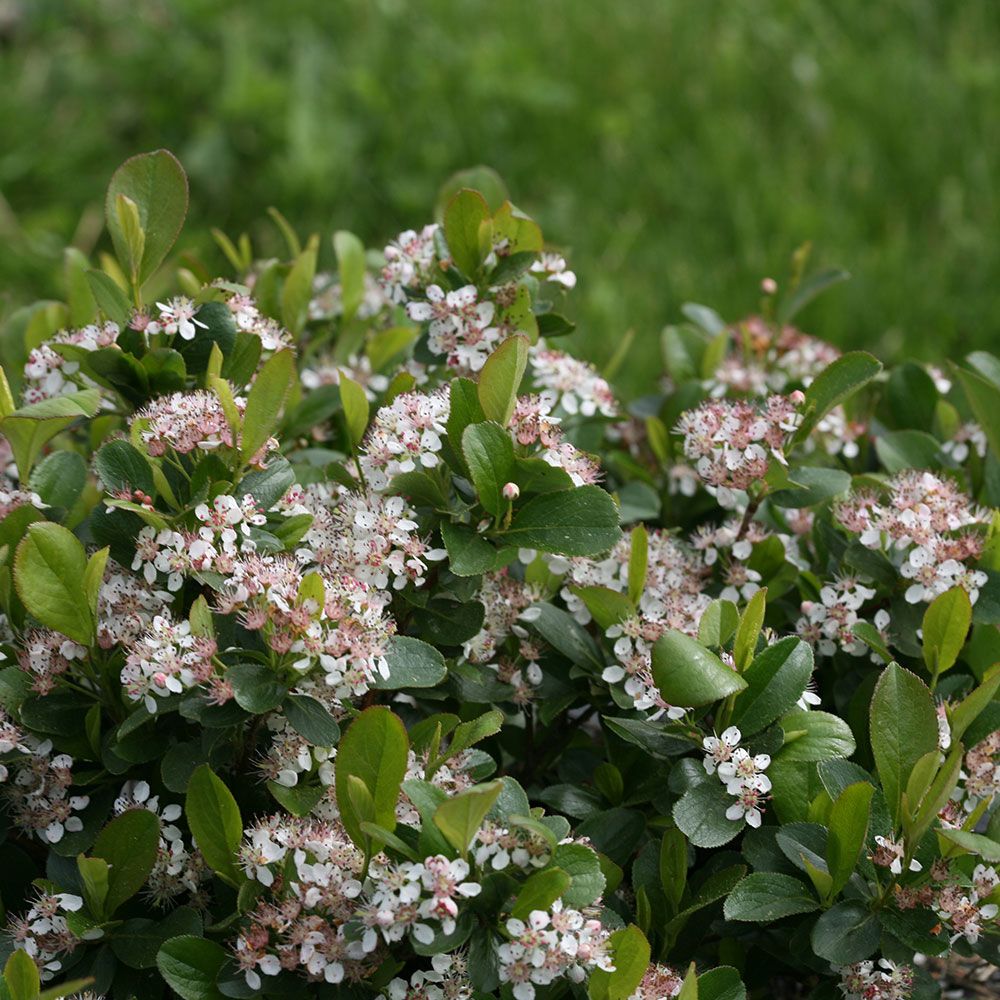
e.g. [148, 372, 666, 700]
[379, 224, 440, 304]
[556, 530, 710, 716]
[406, 284, 500, 371]
[838, 959, 913, 1000]
[7, 891, 84, 982]
[628, 965, 683, 999]
[835, 471, 989, 604]
[359, 386, 450, 491]
[133, 390, 278, 466]
[296, 485, 440, 591]
[676, 393, 803, 505]
[795, 577, 889, 658]
[529, 347, 617, 418]
[22, 320, 121, 403]
[497, 902, 614, 1000]
[703, 726, 771, 828]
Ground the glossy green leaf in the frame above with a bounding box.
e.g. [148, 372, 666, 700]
[433, 780, 504, 854]
[869, 663, 938, 822]
[922, 586, 971, 677]
[652, 629, 747, 707]
[335, 706, 409, 849]
[14, 522, 93, 645]
[478, 333, 528, 427]
[462, 421, 515, 516]
[504, 485, 622, 556]
[723, 872, 819, 922]
[185, 765, 243, 886]
[105, 150, 188, 286]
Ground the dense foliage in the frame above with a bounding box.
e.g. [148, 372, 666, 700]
[5, 1, 1000, 393]
[0, 151, 997, 1000]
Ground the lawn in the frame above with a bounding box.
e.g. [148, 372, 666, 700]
[2, 0, 999, 394]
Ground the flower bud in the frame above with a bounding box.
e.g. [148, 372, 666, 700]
[761, 277, 778, 294]
[790, 389, 806, 405]
[502, 482, 520, 500]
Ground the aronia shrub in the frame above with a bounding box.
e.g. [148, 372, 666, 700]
[0, 151, 996, 1000]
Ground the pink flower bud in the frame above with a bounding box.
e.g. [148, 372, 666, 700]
[761, 277, 778, 294]
[790, 389, 806, 405]
[502, 482, 520, 500]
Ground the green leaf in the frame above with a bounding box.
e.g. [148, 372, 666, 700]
[1, 388, 101, 480]
[811, 901, 880, 965]
[955, 364, 1000, 459]
[444, 188, 492, 277]
[446, 377, 486, 471]
[66, 246, 101, 324]
[525, 602, 604, 671]
[339, 371, 370, 447]
[4, 947, 40, 1000]
[112, 906, 202, 970]
[627, 524, 648, 605]
[869, 663, 939, 823]
[91, 807, 161, 915]
[433, 780, 504, 854]
[770, 467, 852, 508]
[922, 586, 971, 677]
[14, 522, 93, 644]
[156, 936, 227, 1000]
[333, 230, 366, 323]
[587, 925, 650, 1000]
[673, 781, 744, 848]
[826, 781, 875, 897]
[776, 710, 856, 762]
[376, 635, 447, 689]
[778, 267, 850, 323]
[462, 421, 515, 516]
[227, 662, 287, 714]
[730, 637, 813, 736]
[478, 334, 529, 427]
[241, 349, 295, 462]
[875, 429, 946, 474]
[86, 269, 131, 328]
[185, 765, 243, 886]
[938, 828, 1000, 862]
[553, 842, 607, 907]
[511, 867, 571, 919]
[697, 968, 746, 1000]
[28, 450, 87, 510]
[77, 853, 110, 920]
[949, 665, 1000, 745]
[652, 629, 747, 707]
[281, 239, 318, 335]
[733, 589, 767, 672]
[503, 485, 622, 556]
[698, 599, 740, 648]
[335, 706, 409, 849]
[723, 872, 819, 922]
[281, 694, 340, 747]
[268, 781, 326, 818]
[570, 585, 634, 630]
[94, 439, 154, 497]
[795, 352, 882, 440]
[440, 520, 512, 576]
[105, 150, 188, 286]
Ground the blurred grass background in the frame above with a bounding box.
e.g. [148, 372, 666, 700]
[2, 0, 999, 395]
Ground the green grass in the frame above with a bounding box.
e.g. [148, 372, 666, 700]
[2, 0, 999, 394]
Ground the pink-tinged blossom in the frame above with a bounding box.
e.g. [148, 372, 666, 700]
[530, 252, 577, 289]
[359, 386, 450, 491]
[406, 284, 500, 371]
[835, 471, 989, 605]
[379, 224, 439, 304]
[529, 347, 617, 417]
[676, 394, 803, 505]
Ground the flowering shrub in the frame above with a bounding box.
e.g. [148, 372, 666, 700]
[0, 150, 996, 1000]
